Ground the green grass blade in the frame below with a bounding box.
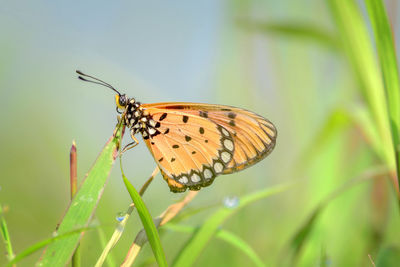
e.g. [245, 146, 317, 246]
[328, 0, 395, 169]
[7, 226, 95, 267]
[122, 174, 168, 267]
[165, 224, 265, 267]
[238, 20, 339, 50]
[217, 229, 266, 267]
[365, 0, 400, 190]
[286, 166, 387, 264]
[38, 125, 124, 266]
[0, 205, 14, 261]
[172, 182, 293, 267]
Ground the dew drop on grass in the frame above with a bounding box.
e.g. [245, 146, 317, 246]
[116, 212, 126, 222]
[223, 196, 239, 209]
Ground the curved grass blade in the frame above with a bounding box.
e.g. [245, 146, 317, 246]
[238, 20, 339, 50]
[38, 123, 125, 266]
[121, 190, 197, 267]
[285, 166, 388, 264]
[328, 0, 395, 170]
[365, 0, 400, 193]
[172, 182, 293, 267]
[0, 205, 14, 261]
[165, 224, 265, 267]
[95, 167, 159, 267]
[7, 226, 95, 267]
[122, 173, 168, 267]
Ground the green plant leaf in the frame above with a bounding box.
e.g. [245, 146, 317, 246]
[165, 223, 265, 267]
[172, 182, 293, 267]
[0, 205, 14, 261]
[122, 173, 168, 267]
[328, 0, 395, 170]
[285, 166, 388, 264]
[365, 0, 400, 190]
[8, 226, 95, 267]
[38, 124, 124, 266]
[238, 20, 339, 50]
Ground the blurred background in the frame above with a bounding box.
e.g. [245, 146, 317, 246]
[1, 0, 400, 266]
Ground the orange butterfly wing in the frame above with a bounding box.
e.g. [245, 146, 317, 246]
[141, 102, 277, 192]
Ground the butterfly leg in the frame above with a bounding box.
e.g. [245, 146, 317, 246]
[121, 135, 140, 154]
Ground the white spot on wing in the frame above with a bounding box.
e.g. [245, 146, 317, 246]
[191, 173, 201, 183]
[203, 169, 213, 180]
[214, 162, 223, 173]
[223, 139, 234, 151]
[221, 128, 230, 137]
[221, 151, 231, 163]
[179, 176, 188, 184]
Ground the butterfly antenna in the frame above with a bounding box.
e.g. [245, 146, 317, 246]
[76, 70, 121, 96]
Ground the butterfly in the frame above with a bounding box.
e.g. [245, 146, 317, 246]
[77, 71, 277, 193]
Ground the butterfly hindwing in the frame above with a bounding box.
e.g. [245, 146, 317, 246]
[142, 102, 276, 192]
[142, 109, 235, 192]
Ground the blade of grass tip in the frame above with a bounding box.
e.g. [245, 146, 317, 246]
[95, 167, 159, 267]
[38, 122, 125, 266]
[7, 226, 95, 267]
[0, 205, 15, 261]
[365, 0, 400, 194]
[172, 182, 294, 267]
[121, 189, 198, 266]
[121, 170, 168, 267]
[70, 140, 80, 267]
[164, 224, 265, 267]
[328, 0, 395, 170]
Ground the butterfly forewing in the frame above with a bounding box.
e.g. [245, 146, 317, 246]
[141, 102, 276, 192]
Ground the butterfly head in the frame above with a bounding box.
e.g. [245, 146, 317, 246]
[115, 94, 131, 111]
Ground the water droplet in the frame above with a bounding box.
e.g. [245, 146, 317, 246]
[223, 196, 239, 209]
[116, 212, 126, 222]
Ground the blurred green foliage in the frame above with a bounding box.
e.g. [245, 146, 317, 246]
[1, 0, 400, 266]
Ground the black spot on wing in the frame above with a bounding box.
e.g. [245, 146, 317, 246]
[199, 111, 208, 118]
[159, 113, 167, 121]
[199, 127, 205, 134]
[185, 135, 192, 142]
[183, 115, 189, 123]
[228, 112, 236, 119]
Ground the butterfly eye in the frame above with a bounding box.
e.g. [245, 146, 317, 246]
[119, 94, 128, 107]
